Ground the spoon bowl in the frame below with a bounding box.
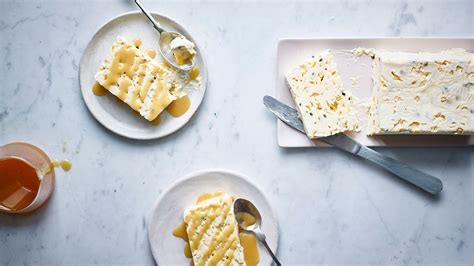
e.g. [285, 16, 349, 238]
[233, 198, 281, 266]
[158, 31, 194, 71]
[135, 0, 195, 71]
[234, 197, 262, 232]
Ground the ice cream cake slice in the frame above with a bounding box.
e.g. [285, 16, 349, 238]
[368, 49, 474, 135]
[286, 50, 359, 138]
[183, 192, 246, 266]
[95, 37, 184, 121]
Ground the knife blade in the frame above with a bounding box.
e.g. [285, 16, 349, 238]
[263, 95, 443, 195]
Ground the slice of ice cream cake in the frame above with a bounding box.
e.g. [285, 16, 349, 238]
[286, 50, 359, 138]
[95, 37, 184, 121]
[183, 192, 246, 266]
[368, 49, 474, 135]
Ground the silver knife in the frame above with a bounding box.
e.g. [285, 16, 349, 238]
[263, 95, 443, 195]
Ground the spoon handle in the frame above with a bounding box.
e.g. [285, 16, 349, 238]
[134, 0, 165, 33]
[261, 239, 281, 266]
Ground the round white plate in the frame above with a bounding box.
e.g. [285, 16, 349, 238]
[147, 169, 279, 265]
[79, 11, 207, 139]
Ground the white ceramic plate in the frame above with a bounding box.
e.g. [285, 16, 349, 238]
[147, 169, 279, 265]
[277, 38, 474, 147]
[80, 11, 207, 139]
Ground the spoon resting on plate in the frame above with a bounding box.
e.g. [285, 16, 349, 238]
[134, 0, 196, 71]
[234, 198, 282, 266]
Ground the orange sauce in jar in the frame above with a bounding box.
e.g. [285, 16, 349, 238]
[0, 158, 40, 211]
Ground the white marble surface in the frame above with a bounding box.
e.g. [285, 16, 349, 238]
[0, 0, 473, 265]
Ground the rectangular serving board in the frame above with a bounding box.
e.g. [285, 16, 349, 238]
[277, 38, 474, 147]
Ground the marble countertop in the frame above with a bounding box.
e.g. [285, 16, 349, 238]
[0, 0, 473, 265]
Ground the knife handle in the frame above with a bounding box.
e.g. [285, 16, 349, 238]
[356, 146, 443, 194]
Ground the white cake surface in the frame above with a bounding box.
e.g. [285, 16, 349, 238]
[286, 50, 360, 138]
[368, 49, 474, 135]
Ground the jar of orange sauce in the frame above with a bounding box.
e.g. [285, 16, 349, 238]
[0, 142, 61, 213]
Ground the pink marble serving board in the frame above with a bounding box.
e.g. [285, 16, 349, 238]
[276, 38, 474, 147]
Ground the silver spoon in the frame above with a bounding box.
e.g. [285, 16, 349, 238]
[234, 198, 281, 266]
[134, 0, 194, 71]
